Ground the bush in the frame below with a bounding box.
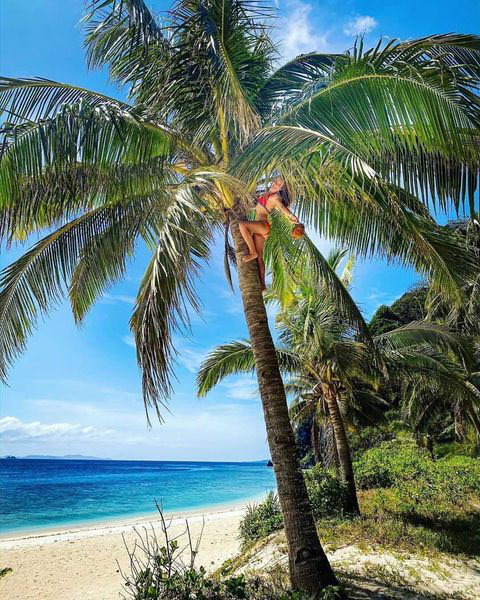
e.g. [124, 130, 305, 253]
[354, 439, 480, 500]
[304, 465, 349, 519]
[353, 440, 431, 489]
[121, 504, 310, 600]
[433, 455, 480, 495]
[126, 560, 310, 599]
[238, 492, 283, 548]
[238, 467, 349, 548]
[361, 448, 480, 527]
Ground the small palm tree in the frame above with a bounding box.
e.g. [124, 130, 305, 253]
[1, 1, 479, 592]
[425, 218, 480, 442]
[287, 375, 386, 470]
[286, 251, 386, 473]
[197, 255, 476, 514]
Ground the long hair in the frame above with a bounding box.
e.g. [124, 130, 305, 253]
[257, 176, 291, 206]
[278, 180, 291, 207]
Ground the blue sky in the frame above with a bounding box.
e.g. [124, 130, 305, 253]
[0, 0, 478, 460]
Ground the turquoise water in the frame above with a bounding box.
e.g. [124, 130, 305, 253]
[0, 459, 276, 534]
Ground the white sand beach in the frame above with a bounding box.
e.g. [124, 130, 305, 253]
[0, 506, 245, 600]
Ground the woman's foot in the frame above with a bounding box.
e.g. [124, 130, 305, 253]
[242, 252, 258, 262]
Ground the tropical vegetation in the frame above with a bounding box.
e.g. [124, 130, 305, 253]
[1, 0, 480, 595]
[197, 248, 479, 516]
[238, 439, 480, 558]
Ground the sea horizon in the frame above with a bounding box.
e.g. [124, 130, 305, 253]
[1, 458, 276, 535]
[1, 455, 271, 463]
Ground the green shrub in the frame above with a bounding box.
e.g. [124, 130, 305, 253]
[353, 440, 431, 489]
[239, 468, 349, 548]
[304, 464, 349, 519]
[354, 440, 480, 501]
[433, 455, 480, 495]
[363, 452, 480, 526]
[126, 563, 311, 599]
[238, 492, 283, 548]
[122, 507, 310, 600]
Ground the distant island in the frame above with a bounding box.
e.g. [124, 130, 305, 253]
[1, 454, 112, 460]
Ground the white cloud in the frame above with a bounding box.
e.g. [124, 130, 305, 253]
[281, 1, 329, 60]
[102, 293, 136, 305]
[177, 345, 211, 373]
[343, 15, 378, 37]
[0, 416, 121, 443]
[123, 334, 136, 348]
[221, 376, 258, 401]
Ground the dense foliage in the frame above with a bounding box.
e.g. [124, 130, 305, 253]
[369, 287, 428, 336]
[121, 512, 343, 600]
[238, 491, 284, 548]
[239, 469, 349, 547]
[239, 437, 480, 560]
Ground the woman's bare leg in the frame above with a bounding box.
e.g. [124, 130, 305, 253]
[238, 221, 269, 262]
[253, 234, 267, 290]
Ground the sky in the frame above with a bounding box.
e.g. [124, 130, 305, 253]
[0, 0, 479, 461]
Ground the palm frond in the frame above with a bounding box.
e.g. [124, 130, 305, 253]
[258, 52, 340, 115]
[375, 321, 473, 369]
[69, 199, 156, 323]
[83, 0, 170, 97]
[262, 212, 371, 339]
[197, 339, 255, 397]
[0, 207, 122, 380]
[237, 40, 480, 211]
[290, 172, 477, 303]
[326, 247, 349, 271]
[129, 190, 212, 418]
[0, 100, 210, 241]
[0, 77, 130, 123]
[197, 338, 301, 397]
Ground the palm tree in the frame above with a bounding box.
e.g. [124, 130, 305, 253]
[287, 370, 387, 467]
[286, 252, 386, 473]
[1, 0, 479, 592]
[423, 218, 480, 442]
[197, 258, 476, 514]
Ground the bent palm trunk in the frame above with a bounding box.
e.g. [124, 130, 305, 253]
[231, 222, 337, 594]
[324, 390, 360, 515]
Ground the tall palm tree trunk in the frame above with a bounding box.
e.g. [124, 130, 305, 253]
[311, 418, 322, 465]
[324, 390, 360, 515]
[231, 223, 337, 594]
[453, 399, 466, 442]
[323, 422, 341, 475]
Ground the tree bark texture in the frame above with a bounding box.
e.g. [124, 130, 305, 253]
[231, 222, 337, 594]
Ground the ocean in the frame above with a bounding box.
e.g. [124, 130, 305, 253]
[0, 459, 276, 534]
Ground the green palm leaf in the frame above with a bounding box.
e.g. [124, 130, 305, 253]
[130, 190, 212, 416]
[0, 77, 130, 123]
[375, 321, 473, 369]
[197, 339, 300, 397]
[0, 206, 124, 379]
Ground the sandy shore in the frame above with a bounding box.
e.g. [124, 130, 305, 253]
[0, 505, 246, 600]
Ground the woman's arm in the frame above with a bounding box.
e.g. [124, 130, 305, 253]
[271, 196, 299, 222]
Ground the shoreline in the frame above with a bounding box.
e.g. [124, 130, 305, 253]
[0, 490, 270, 546]
[0, 499, 251, 600]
